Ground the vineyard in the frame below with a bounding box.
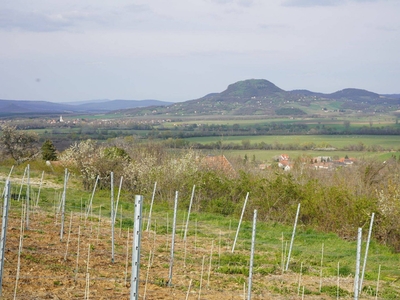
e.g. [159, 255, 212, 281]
[0, 169, 400, 299]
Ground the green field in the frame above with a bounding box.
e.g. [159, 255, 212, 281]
[188, 135, 400, 162]
[220, 149, 399, 162]
[187, 135, 400, 149]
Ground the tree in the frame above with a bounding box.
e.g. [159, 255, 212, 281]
[41, 139, 58, 161]
[343, 120, 351, 131]
[0, 125, 39, 164]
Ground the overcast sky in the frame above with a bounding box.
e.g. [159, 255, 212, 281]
[1, 0, 399, 102]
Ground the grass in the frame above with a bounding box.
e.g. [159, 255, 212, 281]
[183, 134, 400, 162]
[186, 134, 400, 149]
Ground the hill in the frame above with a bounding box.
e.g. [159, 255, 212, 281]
[0, 99, 172, 117]
[113, 79, 400, 117]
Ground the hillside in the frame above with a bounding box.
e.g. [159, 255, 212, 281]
[0, 99, 172, 117]
[112, 79, 400, 117]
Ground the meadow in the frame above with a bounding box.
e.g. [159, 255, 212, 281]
[186, 135, 400, 149]
[186, 135, 400, 162]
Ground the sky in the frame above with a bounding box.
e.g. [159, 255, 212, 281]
[0, 0, 399, 103]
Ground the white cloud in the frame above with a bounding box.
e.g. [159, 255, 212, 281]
[281, 0, 382, 7]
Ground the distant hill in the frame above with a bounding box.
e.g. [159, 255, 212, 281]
[114, 79, 400, 117]
[70, 99, 173, 112]
[2, 80, 399, 118]
[0, 99, 173, 117]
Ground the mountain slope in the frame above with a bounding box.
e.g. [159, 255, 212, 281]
[115, 79, 400, 117]
[0, 99, 173, 116]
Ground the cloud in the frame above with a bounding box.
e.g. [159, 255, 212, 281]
[208, 0, 255, 7]
[258, 23, 288, 30]
[281, 0, 380, 7]
[0, 4, 151, 32]
[0, 9, 74, 31]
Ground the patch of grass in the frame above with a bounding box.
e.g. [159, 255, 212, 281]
[53, 280, 62, 286]
[121, 218, 134, 228]
[218, 265, 248, 275]
[22, 253, 41, 263]
[321, 285, 350, 297]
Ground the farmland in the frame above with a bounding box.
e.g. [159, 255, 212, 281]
[184, 135, 400, 162]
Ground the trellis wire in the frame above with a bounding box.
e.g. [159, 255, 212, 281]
[232, 192, 249, 253]
[375, 264, 381, 300]
[75, 225, 81, 281]
[185, 279, 192, 300]
[17, 166, 27, 202]
[151, 220, 157, 266]
[124, 228, 130, 287]
[198, 255, 205, 300]
[285, 203, 301, 271]
[96, 207, 101, 244]
[319, 243, 324, 292]
[228, 219, 231, 251]
[207, 240, 214, 289]
[143, 250, 152, 300]
[25, 164, 30, 230]
[0, 180, 10, 297]
[84, 244, 91, 299]
[183, 185, 195, 242]
[14, 204, 26, 300]
[35, 171, 44, 208]
[168, 191, 178, 286]
[359, 212, 375, 295]
[60, 168, 68, 241]
[247, 209, 257, 300]
[130, 195, 143, 300]
[166, 213, 169, 252]
[195, 219, 197, 252]
[281, 232, 285, 273]
[337, 261, 340, 300]
[181, 211, 186, 240]
[114, 176, 123, 223]
[84, 273, 90, 300]
[1, 166, 13, 199]
[64, 211, 73, 261]
[297, 261, 303, 296]
[85, 175, 99, 219]
[119, 205, 122, 237]
[146, 182, 157, 232]
[218, 230, 221, 268]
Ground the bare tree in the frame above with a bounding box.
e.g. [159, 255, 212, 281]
[0, 125, 39, 164]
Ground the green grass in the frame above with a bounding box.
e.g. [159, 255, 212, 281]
[186, 135, 400, 149]
[221, 149, 395, 162]
[185, 134, 400, 162]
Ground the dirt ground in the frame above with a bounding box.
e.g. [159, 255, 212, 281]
[0, 206, 380, 299]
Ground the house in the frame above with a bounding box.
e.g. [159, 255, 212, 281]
[279, 154, 290, 161]
[202, 155, 236, 177]
[313, 162, 334, 170]
[312, 156, 332, 163]
[332, 157, 356, 167]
